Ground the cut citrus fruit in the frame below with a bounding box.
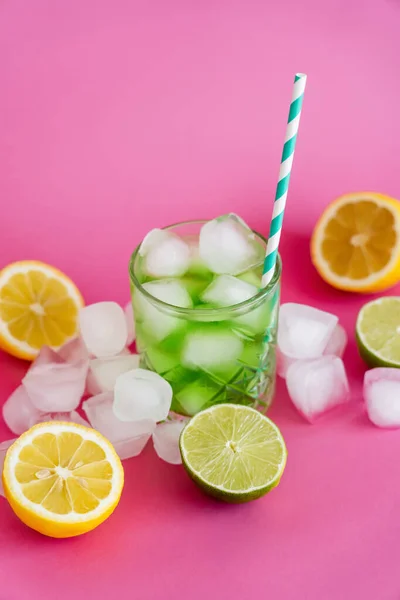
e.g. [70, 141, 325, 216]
[0, 261, 84, 360]
[179, 404, 287, 503]
[356, 297, 400, 368]
[2, 422, 124, 538]
[311, 192, 400, 292]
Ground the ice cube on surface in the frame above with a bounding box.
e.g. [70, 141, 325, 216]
[134, 280, 192, 342]
[124, 302, 136, 345]
[286, 356, 349, 422]
[278, 315, 345, 379]
[2, 386, 42, 434]
[86, 354, 141, 395]
[113, 369, 173, 422]
[364, 368, 400, 428]
[323, 324, 348, 358]
[79, 302, 128, 358]
[22, 346, 88, 412]
[182, 327, 243, 373]
[153, 421, 186, 464]
[58, 336, 90, 363]
[278, 304, 338, 360]
[83, 392, 155, 459]
[0, 439, 16, 497]
[34, 411, 90, 427]
[141, 229, 191, 278]
[198, 214, 263, 275]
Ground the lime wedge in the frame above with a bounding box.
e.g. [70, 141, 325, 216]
[356, 297, 400, 368]
[179, 404, 287, 503]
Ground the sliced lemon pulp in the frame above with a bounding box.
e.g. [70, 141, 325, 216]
[0, 261, 84, 360]
[311, 193, 400, 292]
[2, 422, 124, 538]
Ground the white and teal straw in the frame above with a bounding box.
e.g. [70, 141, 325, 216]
[261, 73, 307, 287]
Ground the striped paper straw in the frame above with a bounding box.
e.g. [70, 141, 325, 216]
[261, 73, 307, 287]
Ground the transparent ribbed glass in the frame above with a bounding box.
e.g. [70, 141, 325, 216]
[129, 220, 281, 417]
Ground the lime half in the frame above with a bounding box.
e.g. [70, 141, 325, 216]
[179, 404, 287, 503]
[356, 297, 400, 368]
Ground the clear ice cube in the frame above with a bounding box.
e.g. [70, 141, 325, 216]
[201, 274, 257, 306]
[134, 280, 192, 342]
[86, 353, 141, 395]
[141, 228, 191, 278]
[2, 385, 42, 434]
[364, 368, 400, 428]
[198, 214, 263, 275]
[79, 302, 128, 358]
[0, 439, 16, 497]
[22, 346, 88, 412]
[124, 302, 136, 345]
[153, 421, 186, 464]
[278, 317, 346, 379]
[286, 356, 349, 422]
[175, 381, 218, 416]
[113, 368, 173, 423]
[58, 336, 90, 363]
[323, 324, 348, 358]
[277, 303, 338, 378]
[182, 327, 243, 373]
[200, 274, 267, 333]
[34, 411, 90, 427]
[83, 392, 155, 459]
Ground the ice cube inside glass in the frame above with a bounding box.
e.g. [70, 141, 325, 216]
[129, 219, 281, 416]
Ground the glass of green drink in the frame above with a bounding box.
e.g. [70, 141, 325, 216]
[129, 215, 281, 417]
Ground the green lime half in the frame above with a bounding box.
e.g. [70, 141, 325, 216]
[356, 297, 400, 368]
[179, 404, 287, 503]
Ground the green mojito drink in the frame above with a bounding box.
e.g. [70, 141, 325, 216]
[129, 215, 280, 417]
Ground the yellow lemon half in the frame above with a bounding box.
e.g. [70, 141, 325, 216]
[311, 192, 400, 292]
[0, 260, 84, 360]
[2, 422, 124, 538]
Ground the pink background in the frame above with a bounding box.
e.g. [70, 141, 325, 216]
[1, 0, 400, 598]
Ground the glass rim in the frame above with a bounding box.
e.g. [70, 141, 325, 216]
[128, 219, 282, 317]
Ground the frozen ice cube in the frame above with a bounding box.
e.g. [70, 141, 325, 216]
[153, 421, 186, 465]
[324, 324, 348, 358]
[58, 336, 90, 363]
[286, 356, 349, 422]
[86, 353, 141, 395]
[278, 315, 345, 379]
[133, 280, 192, 342]
[2, 386, 42, 434]
[201, 274, 257, 306]
[113, 368, 173, 422]
[175, 381, 218, 416]
[124, 302, 136, 345]
[364, 368, 400, 428]
[141, 229, 191, 278]
[34, 411, 90, 427]
[79, 302, 128, 358]
[83, 392, 155, 459]
[200, 275, 267, 333]
[199, 214, 263, 275]
[0, 439, 16, 497]
[182, 328, 243, 372]
[22, 346, 88, 412]
[278, 303, 338, 360]
[139, 228, 170, 256]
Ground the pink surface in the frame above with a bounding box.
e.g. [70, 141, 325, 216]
[1, 0, 400, 598]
